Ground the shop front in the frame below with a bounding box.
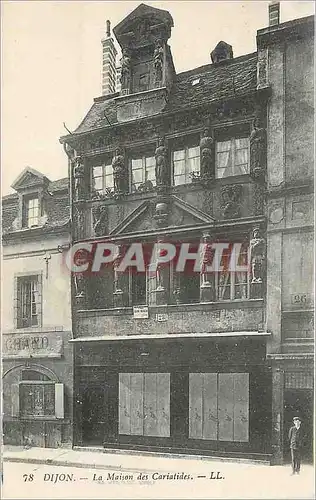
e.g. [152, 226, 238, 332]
[73, 334, 272, 460]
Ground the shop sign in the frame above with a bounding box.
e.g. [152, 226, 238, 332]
[156, 313, 168, 322]
[3, 333, 63, 359]
[133, 306, 149, 319]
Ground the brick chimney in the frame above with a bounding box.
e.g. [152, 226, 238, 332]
[101, 20, 117, 96]
[269, 1, 280, 26]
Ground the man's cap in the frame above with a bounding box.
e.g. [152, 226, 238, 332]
[293, 416, 301, 421]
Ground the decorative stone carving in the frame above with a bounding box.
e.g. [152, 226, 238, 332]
[250, 115, 267, 181]
[73, 204, 85, 240]
[221, 185, 242, 219]
[154, 39, 164, 84]
[200, 126, 215, 179]
[254, 183, 265, 216]
[92, 204, 108, 237]
[249, 227, 266, 284]
[73, 156, 85, 201]
[112, 147, 126, 196]
[200, 232, 215, 302]
[155, 137, 168, 189]
[74, 273, 86, 306]
[120, 49, 131, 93]
[154, 200, 168, 227]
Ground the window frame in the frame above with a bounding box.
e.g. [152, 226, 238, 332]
[15, 273, 43, 329]
[91, 161, 114, 196]
[215, 136, 250, 179]
[215, 245, 250, 301]
[22, 194, 40, 228]
[129, 151, 156, 193]
[171, 136, 201, 186]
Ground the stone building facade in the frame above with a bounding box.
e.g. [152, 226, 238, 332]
[258, 14, 314, 464]
[59, 3, 314, 463]
[2, 168, 73, 448]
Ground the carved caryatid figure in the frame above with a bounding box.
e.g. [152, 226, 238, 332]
[120, 49, 131, 92]
[155, 137, 168, 187]
[249, 227, 266, 284]
[92, 205, 108, 237]
[154, 39, 164, 83]
[200, 127, 215, 179]
[250, 116, 267, 180]
[112, 148, 125, 194]
[74, 156, 85, 201]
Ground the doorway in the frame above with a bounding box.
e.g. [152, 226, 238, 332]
[283, 389, 314, 463]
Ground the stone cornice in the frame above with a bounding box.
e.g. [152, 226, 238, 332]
[2, 222, 70, 244]
[59, 88, 269, 147]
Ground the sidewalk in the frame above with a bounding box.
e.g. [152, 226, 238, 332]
[3, 445, 270, 474]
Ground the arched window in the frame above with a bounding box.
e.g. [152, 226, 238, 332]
[7, 366, 64, 420]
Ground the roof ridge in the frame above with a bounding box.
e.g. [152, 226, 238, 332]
[176, 52, 257, 79]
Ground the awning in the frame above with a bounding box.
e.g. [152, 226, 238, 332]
[69, 331, 271, 342]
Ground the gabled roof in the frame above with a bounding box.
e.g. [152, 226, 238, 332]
[11, 166, 51, 191]
[113, 3, 173, 38]
[2, 176, 69, 235]
[70, 52, 257, 136]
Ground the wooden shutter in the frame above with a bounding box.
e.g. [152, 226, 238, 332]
[218, 374, 234, 441]
[156, 374, 170, 437]
[203, 373, 218, 440]
[55, 383, 64, 419]
[36, 273, 43, 327]
[189, 373, 203, 439]
[233, 373, 249, 442]
[119, 373, 131, 434]
[144, 373, 158, 437]
[11, 384, 20, 418]
[130, 374, 143, 435]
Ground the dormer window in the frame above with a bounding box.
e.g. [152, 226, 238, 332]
[22, 195, 39, 228]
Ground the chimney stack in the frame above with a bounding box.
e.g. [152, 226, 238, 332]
[101, 20, 117, 96]
[269, 1, 280, 27]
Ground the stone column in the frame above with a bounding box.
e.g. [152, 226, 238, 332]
[200, 232, 215, 302]
[154, 237, 168, 306]
[271, 366, 284, 464]
[113, 245, 126, 307]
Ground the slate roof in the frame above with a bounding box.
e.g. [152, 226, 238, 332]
[2, 177, 69, 235]
[72, 52, 257, 135]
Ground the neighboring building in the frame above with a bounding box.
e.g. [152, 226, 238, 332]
[59, 3, 314, 463]
[2, 168, 73, 448]
[257, 12, 314, 463]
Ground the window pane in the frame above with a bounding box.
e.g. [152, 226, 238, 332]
[235, 138, 249, 149]
[131, 158, 143, 170]
[174, 159, 185, 176]
[173, 149, 185, 161]
[217, 141, 231, 152]
[93, 177, 103, 192]
[145, 156, 155, 167]
[187, 156, 200, 175]
[93, 166, 103, 178]
[131, 168, 143, 185]
[187, 146, 200, 158]
[146, 165, 156, 186]
[235, 148, 248, 166]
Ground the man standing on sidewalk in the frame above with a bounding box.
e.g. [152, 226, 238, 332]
[289, 417, 303, 475]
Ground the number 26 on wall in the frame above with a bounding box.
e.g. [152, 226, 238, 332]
[291, 293, 307, 304]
